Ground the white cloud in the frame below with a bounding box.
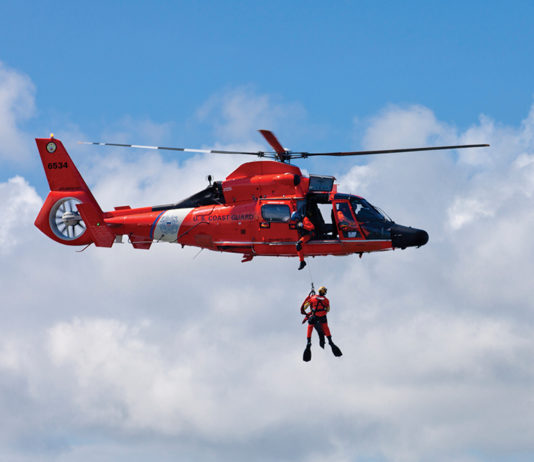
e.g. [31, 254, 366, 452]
[447, 196, 494, 230]
[2, 90, 534, 461]
[47, 317, 199, 433]
[0, 176, 42, 253]
[362, 104, 457, 149]
[0, 62, 35, 163]
[99, 116, 175, 146]
[196, 86, 306, 144]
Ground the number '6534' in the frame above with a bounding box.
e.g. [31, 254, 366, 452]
[47, 162, 68, 169]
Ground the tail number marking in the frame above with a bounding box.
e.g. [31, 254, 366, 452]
[47, 162, 69, 170]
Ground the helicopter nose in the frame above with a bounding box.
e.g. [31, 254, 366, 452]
[390, 224, 429, 249]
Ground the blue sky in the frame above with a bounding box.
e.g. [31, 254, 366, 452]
[2, 1, 534, 156]
[1, 2, 534, 462]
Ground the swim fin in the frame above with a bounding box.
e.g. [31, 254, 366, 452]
[328, 338, 343, 357]
[303, 344, 312, 362]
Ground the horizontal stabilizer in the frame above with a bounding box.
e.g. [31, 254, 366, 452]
[76, 203, 115, 248]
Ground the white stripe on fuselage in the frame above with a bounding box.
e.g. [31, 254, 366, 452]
[153, 208, 193, 242]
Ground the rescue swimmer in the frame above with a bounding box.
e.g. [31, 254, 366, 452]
[295, 211, 316, 271]
[301, 286, 342, 362]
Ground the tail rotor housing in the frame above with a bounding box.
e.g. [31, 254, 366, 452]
[49, 197, 86, 241]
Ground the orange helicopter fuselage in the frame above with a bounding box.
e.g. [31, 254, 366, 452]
[34, 137, 428, 260]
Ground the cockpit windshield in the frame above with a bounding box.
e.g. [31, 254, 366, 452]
[350, 197, 393, 239]
[351, 197, 387, 221]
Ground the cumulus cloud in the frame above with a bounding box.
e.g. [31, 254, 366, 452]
[99, 116, 175, 146]
[0, 176, 42, 253]
[362, 104, 457, 148]
[334, 103, 534, 460]
[0, 62, 36, 163]
[196, 86, 306, 144]
[2, 90, 534, 462]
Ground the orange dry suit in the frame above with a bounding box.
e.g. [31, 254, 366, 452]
[296, 216, 315, 262]
[336, 209, 358, 232]
[301, 293, 331, 339]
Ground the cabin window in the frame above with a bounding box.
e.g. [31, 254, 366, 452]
[261, 204, 291, 222]
[309, 175, 335, 192]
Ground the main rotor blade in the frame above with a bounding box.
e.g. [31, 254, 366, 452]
[258, 130, 289, 161]
[79, 138, 490, 162]
[295, 144, 490, 158]
[78, 141, 272, 157]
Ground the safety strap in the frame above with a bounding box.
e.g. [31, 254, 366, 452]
[310, 297, 327, 314]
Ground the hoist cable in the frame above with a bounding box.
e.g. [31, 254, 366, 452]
[307, 259, 315, 295]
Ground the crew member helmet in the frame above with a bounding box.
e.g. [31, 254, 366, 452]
[318, 286, 327, 295]
[290, 211, 303, 222]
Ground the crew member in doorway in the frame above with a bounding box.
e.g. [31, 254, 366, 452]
[301, 286, 342, 362]
[296, 213, 315, 270]
[336, 203, 359, 238]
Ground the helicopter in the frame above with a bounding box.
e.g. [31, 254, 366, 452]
[34, 130, 488, 264]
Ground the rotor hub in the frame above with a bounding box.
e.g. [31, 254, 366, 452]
[49, 197, 87, 241]
[61, 210, 82, 227]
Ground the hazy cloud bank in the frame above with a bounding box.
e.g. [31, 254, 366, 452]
[1, 88, 534, 462]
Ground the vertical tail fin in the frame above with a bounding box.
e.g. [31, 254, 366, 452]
[35, 136, 114, 247]
[35, 136, 100, 207]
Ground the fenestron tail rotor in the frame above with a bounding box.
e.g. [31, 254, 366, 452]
[80, 131, 489, 162]
[49, 197, 86, 241]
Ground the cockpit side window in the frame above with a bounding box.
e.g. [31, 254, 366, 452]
[335, 202, 360, 238]
[350, 197, 392, 239]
